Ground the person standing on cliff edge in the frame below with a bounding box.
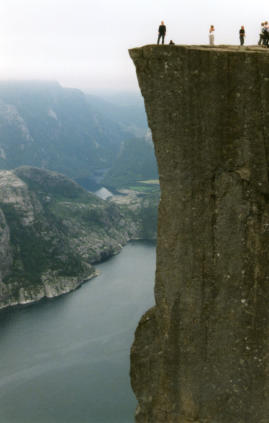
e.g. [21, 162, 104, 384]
[157, 21, 166, 44]
[209, 25, 215, 46]
[239, 26, 246, 45]
[263, 21, 269, 47]
[258, 22, 265, 45]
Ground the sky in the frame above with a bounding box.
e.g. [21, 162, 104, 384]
[0, 0, 268, 93]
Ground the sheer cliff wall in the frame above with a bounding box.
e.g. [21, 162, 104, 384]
[129, 45, 269, 423]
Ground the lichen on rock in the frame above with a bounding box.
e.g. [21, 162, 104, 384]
[129, 45, 269, 422]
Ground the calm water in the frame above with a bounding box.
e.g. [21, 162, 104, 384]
[0, 241, 156, 423]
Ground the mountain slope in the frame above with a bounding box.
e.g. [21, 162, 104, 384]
[0, 166, 141, 309]
[0, 81, 160, 192]
[102, 137, 158, 189]
[0, 81, 127, 181]
[86, 92, 148, 137]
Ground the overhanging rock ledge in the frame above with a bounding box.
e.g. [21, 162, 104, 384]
[129, 44, 269, 423]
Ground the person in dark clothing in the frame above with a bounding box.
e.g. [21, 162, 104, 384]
[157, 21, 166, 44]
[258, 22, 265, 45]
[239, 26, 245, 45]
[263, 22, 269, 47]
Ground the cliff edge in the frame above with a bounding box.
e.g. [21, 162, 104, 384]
[129, 45, 269, 422]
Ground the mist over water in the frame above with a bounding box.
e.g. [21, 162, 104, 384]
[0, 241, 156, 423]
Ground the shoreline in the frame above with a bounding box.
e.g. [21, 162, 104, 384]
[0, 270, 100, 312]
[0, 238, 156, 312]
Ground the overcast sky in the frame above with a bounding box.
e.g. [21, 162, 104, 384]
[0, 0, 268, 93]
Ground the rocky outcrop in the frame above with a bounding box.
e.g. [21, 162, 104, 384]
[0, 166, 152, 309]
[109, 188, 159, 241]
[129, 45, 269, 422]
[0, 270, 99, 309]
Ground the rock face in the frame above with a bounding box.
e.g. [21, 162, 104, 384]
[129, 45, 269, 422]
[0, 166, 153, 309]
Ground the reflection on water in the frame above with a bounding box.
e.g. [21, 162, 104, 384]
[0, 241, 156, 423]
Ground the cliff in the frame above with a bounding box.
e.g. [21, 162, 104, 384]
[129, 45, 269, 422]
[0, 166, 154, 309]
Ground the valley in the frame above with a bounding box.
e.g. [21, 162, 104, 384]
[0, 82, 159, 309]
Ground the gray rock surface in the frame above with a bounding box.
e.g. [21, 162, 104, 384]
[129, 45, 269, 422]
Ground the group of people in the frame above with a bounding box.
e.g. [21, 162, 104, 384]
[157, 21, 269, 48]
[209, 25, 246, 46]
[258, 22, 269, 47]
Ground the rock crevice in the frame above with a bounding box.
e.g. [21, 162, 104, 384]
[129, 45, 269, 422]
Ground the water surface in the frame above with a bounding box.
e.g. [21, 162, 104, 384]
[0, 241, 156, 423]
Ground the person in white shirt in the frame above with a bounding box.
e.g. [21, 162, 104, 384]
[209, 25, 215, 46]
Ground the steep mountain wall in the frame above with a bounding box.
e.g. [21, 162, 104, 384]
[129, 45, 269, 422]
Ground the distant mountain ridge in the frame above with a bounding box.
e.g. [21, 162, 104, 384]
[0, 81, 127, 182]
[0, 80, 157, 190]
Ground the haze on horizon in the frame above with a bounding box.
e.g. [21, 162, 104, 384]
[0, 0, 268, 94]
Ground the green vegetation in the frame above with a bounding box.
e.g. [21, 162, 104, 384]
[128, 185, 158, 193]
[1, 198, 87, 286]
[2, 203, 53, 285]
[138, 179, 159, 185]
